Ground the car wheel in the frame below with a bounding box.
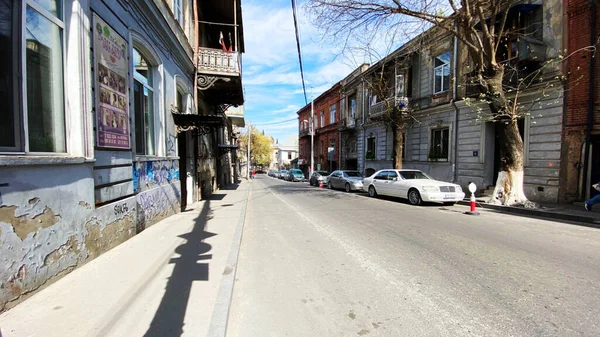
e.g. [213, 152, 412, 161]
[443, 202, 456, 206]
[408, 189, 422, 206]
[328, 181, 333, 189]
[368, 185, 378, 198]
[345, 183, 351, 193]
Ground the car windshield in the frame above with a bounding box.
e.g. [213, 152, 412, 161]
[343, 171, 362, 177]
[317, 171, 329, 176]
[400, 170, 432, 180]
[281, 170, 288, 174]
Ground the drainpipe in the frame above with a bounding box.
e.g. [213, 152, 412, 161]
[362, 78, 367, 175]
[452, 32, 459, 183]
[582, 0, 597, 198]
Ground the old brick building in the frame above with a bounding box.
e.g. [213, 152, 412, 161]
[560, 0, 600, 202]
[297, 83, 341, 175]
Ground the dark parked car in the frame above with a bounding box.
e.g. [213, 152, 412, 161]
[286, 169, 305, 182]
[327, 170, 364, 192]
[309, 171, 330, 186]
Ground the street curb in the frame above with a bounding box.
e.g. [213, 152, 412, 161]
[457, 200, 600, 228]
[206, 182, 251, 337]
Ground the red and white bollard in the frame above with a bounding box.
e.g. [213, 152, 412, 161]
[319, 180, 324, 188]
[464, 182, 480, 215]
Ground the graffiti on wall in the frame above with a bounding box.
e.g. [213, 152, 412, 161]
[136, 184, 181, 228]
[167, 133, 177, 157]
[133, 160, 180, 192]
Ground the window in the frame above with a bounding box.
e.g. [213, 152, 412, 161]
[387, 171, 398, 180]
[1, 0, 66, 152]
[395, 74, 405, 98]
[288, 152, 292, 160]
[366, 135, 376, 160]
[133, 48, 155, 155]
[320, 110, 324, 128]
[174, 0, 183, 25]
[497, 5, 542, 62]
[430, 128, 449, 160]
[433, 52, 450, 94]
[330, 104, 336, 124]
[348, 94, 356, 119]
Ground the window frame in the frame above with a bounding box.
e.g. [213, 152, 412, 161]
[1, 0, 67, 154]
[320, 110, 324, 128]
[348, 94, 357, 119]
[366, 135, 376, 159]
[173, 0, 184, 25]
[329, 104, 336, 124]
[433, 52, 451, 94]
[133, 46, 157, 156]
[430, 127, 450, 161]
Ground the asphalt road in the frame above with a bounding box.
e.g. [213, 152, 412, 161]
[226, 175, 600, 337]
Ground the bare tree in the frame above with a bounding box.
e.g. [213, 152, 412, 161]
[307, 0, 593, 206]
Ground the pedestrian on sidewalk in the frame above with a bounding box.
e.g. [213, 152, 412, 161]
[584, 183, 600, 211]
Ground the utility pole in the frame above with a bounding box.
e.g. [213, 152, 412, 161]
[247, 122, 251, 180]
[310, 87, 314, 177]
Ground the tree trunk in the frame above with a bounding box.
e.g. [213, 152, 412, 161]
[485, 71, 529, 206]
[392, 124, 403, 169]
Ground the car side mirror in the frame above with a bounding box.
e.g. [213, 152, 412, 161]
[392, 177, 398, 181]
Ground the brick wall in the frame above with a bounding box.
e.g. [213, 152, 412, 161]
[560, 0, 600, 202]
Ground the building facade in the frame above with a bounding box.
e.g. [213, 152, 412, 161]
[0, 0, 243, 312]
[339, 65, 369, 172]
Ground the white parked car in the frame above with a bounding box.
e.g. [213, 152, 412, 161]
[362, 169, 465, 205]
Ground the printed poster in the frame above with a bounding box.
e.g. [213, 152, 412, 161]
[93, 14, 130, 149]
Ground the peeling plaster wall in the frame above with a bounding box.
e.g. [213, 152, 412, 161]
[0, 164, 95, 312]
[0, 163, 181, 312]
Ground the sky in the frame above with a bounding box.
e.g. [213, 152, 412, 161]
[240, 0, 360, 148]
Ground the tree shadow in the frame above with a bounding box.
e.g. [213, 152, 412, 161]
[143, 198, 216, 337]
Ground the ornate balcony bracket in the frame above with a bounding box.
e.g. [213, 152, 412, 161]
[197, 74, 231, 91]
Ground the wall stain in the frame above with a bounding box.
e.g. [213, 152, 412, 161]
[84, 215, 134, 261]
[0, 205, 61, 240]
[44, 235, 80, 266]
[28, 197, 39, 205]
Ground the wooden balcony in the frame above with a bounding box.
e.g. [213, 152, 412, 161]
[197, 47, 243, 106]
[369, 97, 410, 120]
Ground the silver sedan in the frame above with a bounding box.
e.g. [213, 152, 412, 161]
[327, 170, 364, 192]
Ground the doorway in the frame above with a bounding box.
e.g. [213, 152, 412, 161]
[178, 131, 187, 210]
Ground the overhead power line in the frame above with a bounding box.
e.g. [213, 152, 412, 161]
[252, 118, 298, 126]
[291, 0, 308, 105]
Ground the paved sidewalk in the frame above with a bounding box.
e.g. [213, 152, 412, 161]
[458, 196, 600, 227]
[0, 181, 250, 337]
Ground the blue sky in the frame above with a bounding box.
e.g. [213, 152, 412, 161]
[240, 0, 358, 147]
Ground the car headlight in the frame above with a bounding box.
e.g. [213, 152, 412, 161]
[422, 186, 438, 192]
[455, 186, 463, 193]
[353, 181, 363, 186]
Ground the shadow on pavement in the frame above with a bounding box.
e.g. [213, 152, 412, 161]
[143, 197, 216, 337]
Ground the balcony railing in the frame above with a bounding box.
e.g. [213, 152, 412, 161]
[299, 129, 310, 137]
[198, 47, 240, 76]
[369, 97, 410, 120]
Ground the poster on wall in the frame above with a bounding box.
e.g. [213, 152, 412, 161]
[93, 13, 130, 149]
